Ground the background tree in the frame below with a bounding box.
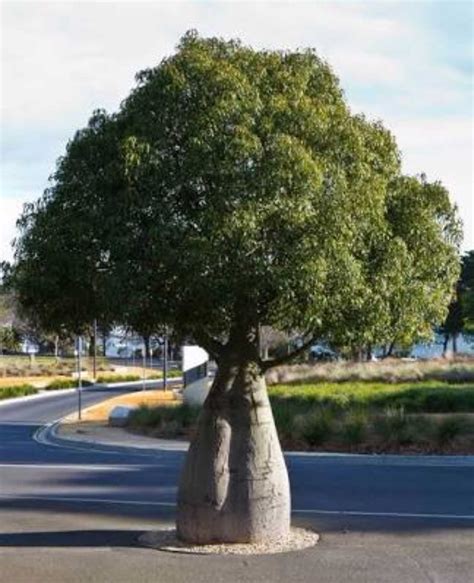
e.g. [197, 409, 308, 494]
[1, 263, 74, 356]
[10, 32, 461, 544]
[441, 250, 474, 353]
[322, 176, 461, 359]
[11, 110, 122, 341]
[462, 251, 474, 332]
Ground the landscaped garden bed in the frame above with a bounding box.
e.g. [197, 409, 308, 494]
[126, 380, 474, 454]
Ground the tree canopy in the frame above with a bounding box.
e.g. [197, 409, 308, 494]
[11, 31, 462, 361]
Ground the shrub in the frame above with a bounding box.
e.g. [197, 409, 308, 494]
[373, 407, 415, 446]
[45, 378, 93, 390]
[127, 404, 200, 436]
[436, 416, 469, 446]
[272, 400, 297, 441]
[293, 409, 334, 446]
[340, 410, 368, 445]
[269, 382, 474, 414]
[0, 384, 37, 399]
[96, 374, 141, 383]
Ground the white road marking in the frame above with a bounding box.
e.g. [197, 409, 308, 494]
[1, 495, 473, 521]
[292, 508, 474, 520]
[0, 464, 147, 471]
[0, 495, 175, 507]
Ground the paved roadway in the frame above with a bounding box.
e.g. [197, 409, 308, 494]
[0, 388, 473, 583]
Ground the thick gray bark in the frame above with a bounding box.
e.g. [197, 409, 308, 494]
[176, 356, 290, 544]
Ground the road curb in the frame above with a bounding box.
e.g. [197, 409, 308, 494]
[35, 420, 187, 456]
[36, 418, 474, 466]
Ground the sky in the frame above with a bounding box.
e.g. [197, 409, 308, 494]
[1, 0, 473, 263]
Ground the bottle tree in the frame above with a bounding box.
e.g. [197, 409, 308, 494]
[118, 32, 459, 543]
[11, 32, 461, 544]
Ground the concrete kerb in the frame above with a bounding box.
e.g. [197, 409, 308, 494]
[34, 420, 187, 457]
[36, 415, 474, 467]
[15, 377, 473, 467]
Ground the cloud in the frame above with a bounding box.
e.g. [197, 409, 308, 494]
[0, 196, 31, 263]
[0, 2, 417, 126]
[388, 115, 473, 250]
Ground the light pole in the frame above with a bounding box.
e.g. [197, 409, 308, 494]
[92, 319, 97, 380]
[76, 336, 83, 421]
[142, 338, 146, 391]
[163, 332, 168, 391]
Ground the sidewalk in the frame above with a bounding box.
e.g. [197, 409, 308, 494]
[56, 420, 189, 451]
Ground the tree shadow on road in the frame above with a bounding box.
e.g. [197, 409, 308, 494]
[0, 529, 146, 548]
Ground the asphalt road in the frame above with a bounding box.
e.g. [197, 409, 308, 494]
[0, 388, 473, 583]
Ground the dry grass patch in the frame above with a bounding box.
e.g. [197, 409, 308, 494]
[266, 357, 474, 385]
[63, 389, 179, 423]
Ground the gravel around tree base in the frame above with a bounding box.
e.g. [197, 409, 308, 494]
[138, 527, 319, 555]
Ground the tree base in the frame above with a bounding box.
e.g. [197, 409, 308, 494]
[139, 527, 319, 555]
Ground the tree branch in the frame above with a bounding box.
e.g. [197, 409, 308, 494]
[260, 335, 316, 372]
[193, 329, 225, 361]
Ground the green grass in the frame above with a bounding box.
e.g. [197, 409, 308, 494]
[268, 382, 474, 450]
[268, 381, 474, 414]
[128, 404, 200, 437]
[340, 410, 368, 445]
[44, 378, 94, 390]
[96, 373, 142, 383]
[127, 380, 474, 452]
[435, 416, 470, 446]
[0, 384, 37, 399]
[97, 370, 181, 384]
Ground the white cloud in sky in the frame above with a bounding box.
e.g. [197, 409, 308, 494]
[384, 116, 473, 247]
[0, 195, 31, 263]
[1, 0, 473, 261]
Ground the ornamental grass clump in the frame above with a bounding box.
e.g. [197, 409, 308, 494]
[0, 384, 37, 399]
[435, 416, 470, 446]
[128, 404, 200, 437]
[293, 409, 335, 446]
[373, 406, 415, 446]
[340, 410, 369, 445]
[45, 378, 93, 390]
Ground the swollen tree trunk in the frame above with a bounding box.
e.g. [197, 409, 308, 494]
[177, 351, 290, 544]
